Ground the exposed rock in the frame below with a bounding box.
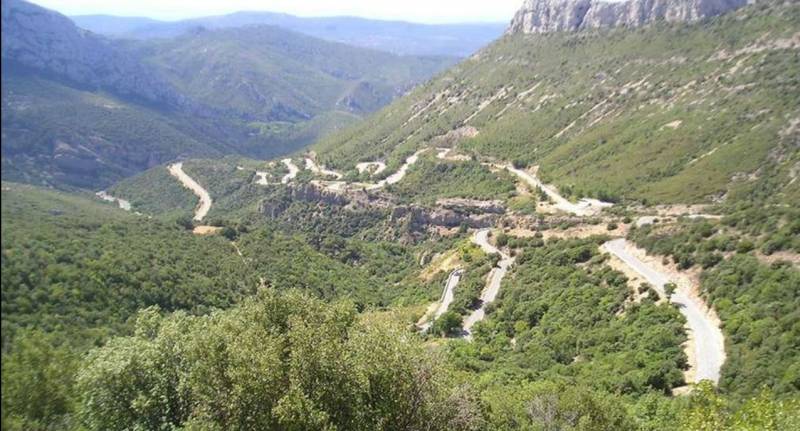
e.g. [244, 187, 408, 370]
[436, 198, 506, 214]
[260, 183, 351, 218]
[1, 0, 181, 106]
[507, 0, 748, 34]
[390, 206, 498, 229]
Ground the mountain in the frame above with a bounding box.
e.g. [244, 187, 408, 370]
[72, 12, 506, 57]
[1, 0, 456, 189]
[507, 0, 748, 33]
[314, 0, 799, 205]
[1, 0, 179, 105]
[137, 25, 455, 122]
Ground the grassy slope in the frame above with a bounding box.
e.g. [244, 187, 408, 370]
[314, 1, 800, 205]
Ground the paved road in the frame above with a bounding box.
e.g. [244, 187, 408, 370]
[418, 269, 464, 332]
[603, 238, 725, 384]
[368, 149, 428, 190]
[504, 165, 612, 216]
[462, 229, 515, 339]
[356, 161, 387, 176]
[305, 158, 343, 179]
[168, 162, 212, 221]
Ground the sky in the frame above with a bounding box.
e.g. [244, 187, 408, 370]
[28, 0, 525, 23]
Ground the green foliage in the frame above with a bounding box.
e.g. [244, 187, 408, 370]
[483, 381, 637, 430]
[389, 158, 516, 204]
[315, 1, 800, 206]
[452, 237, 688, 395]
[433, 311, 464, 337]
[1, 330, 77, 430]
[700, 256, 800, 396]
[77, 290, 483, 431]
[450, 252, 497, 316]
[1, 183, 253, 344]
[682, 382, 800, 430]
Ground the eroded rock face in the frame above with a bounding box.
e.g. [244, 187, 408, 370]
[1, 0, 180, 106]
[390, 206, 499, 229]
[507, 0, 748, 34]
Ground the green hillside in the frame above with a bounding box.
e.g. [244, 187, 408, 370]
[1, 0, 455, 190]
[140, 26, 455, 121]
[315, 0, 800, 205]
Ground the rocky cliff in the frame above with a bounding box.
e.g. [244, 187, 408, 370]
[1, 0, 181, 106]
[507, 0, 749, 33]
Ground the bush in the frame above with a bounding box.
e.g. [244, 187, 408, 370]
[433, 311, 464, 337]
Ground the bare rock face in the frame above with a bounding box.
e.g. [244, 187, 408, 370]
[507, 0, 748, 34]
[507, 0, 593, 33]
[1, 0, 180, 106]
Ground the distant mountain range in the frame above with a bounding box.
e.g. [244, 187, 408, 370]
[1, 0, 460, 189]
[71, 12, 506, 57]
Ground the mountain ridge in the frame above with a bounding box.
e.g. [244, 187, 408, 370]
[72, 11, 506, 57]
[507, 0, 749, 34]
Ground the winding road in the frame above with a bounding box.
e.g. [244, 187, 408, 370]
[418, 269, 464, 332]
[503, 165, 613, 216]
[462, 229, 515, 339]
[367, 149, 428, 190]
[602, 238, 725, 384]
[356, 161, 387, 176]
[281, 159, 300, 184]
[305, 158, 343, 179]
[168, 162, 212, 221]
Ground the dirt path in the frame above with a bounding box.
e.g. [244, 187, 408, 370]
[463, 229, 515, 339]
[417, 269, 464, 332]
[168, 162, 212, 221]
[602, 238, 725, 384]
[281, 159, 300, 184]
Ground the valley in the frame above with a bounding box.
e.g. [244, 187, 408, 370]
[2, 0, 799, 430]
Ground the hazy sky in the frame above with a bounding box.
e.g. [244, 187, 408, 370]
[29, 0, 525, 23]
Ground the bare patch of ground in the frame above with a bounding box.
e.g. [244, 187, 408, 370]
[193, 225, 222, 235]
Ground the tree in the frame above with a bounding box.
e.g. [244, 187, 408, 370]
[77, 290, 482, 430]
[1, 331, 77, 430]
[495, 232, 509, 247]
[433, 311, 464, 337]
[664, 282, 677, 300]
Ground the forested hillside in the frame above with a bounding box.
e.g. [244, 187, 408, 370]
[1, 0, 454, 189]
[73, 12, 505, 57]
[314, 0, 799, 206]
[3, 0, 800, 429]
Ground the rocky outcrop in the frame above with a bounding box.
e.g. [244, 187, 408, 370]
[1, 0, 181, 106]
[507, 0, 748, 34]
[260, 183, 351, 218]
[390, 206, 499, 229]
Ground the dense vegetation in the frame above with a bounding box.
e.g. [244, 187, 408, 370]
[389, 158, 516, 205]
[1, 0, 455, 189]
[629, 212, 800, 397]
[451, 236, 689, 396]
[315, 0, 800, 206]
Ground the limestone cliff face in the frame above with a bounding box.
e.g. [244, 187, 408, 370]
[507, 0, 749, 34]
[1, 0, 181, 106]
